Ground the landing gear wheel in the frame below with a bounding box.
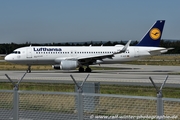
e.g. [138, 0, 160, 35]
[85, 67, 92, 72]
[79, 67, 84, 72]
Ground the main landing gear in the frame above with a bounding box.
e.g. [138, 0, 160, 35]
[78, 66, 92, 72]
[27, 65, 31, 73]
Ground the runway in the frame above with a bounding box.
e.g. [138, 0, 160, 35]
[0, 64, 180, 87]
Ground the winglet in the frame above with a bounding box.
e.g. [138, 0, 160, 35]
[120, 40, 131, 53]
[115, 40, 131, 54]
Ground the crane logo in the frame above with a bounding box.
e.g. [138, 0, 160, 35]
[150, 28, 161, 40]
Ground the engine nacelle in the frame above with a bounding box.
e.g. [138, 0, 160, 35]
[52, 60, 79, 70]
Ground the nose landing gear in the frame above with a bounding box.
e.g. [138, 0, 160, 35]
[27, 65, 31, 73]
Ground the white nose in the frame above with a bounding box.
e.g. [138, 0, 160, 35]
[4, 55, 12, 62]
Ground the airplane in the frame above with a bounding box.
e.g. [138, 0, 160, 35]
[4, 20, 173, 73]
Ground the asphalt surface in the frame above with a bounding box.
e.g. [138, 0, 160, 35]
[0, 64, 180, 87]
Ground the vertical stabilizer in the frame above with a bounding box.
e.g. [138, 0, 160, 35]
[136, 20, 165, 47]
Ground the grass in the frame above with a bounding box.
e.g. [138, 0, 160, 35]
[1, 76, 180, 118]
[124, 55, 180, 66]
[0, 62, 53, 70]
[101, 85, 180, 98]
[1, 94, 179, 119]
[1, 82, 180, 98]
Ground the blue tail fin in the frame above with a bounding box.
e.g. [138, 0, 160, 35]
[136, 20, 165, 47]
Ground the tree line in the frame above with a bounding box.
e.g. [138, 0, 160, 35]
[0, 40, 179, 54]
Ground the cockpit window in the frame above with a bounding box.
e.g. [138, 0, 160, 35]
[12, 51, 21, 54]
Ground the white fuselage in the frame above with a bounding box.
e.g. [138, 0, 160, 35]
[5, 46, 166, 65]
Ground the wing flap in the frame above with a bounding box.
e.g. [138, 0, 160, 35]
[77, 54, 114, 60]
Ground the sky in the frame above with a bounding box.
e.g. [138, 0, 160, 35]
[0, 0, 180, 44]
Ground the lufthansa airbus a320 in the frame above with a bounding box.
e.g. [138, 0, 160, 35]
[5, 20, 173, 72]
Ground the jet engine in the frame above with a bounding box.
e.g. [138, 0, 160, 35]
[52, 60, 79, 70]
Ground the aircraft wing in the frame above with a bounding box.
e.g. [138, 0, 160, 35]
[148, 48, 174, 55]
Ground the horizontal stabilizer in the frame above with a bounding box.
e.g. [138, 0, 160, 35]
[148, 48, 174, 55]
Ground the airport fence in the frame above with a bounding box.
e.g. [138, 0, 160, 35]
[0, 90, 179, 120]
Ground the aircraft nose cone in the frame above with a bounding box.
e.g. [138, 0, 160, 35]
[4, 55, 11, 61]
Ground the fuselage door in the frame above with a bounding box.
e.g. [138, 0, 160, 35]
[134, 48, 139, 57]
[26, 47, 32, 58]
